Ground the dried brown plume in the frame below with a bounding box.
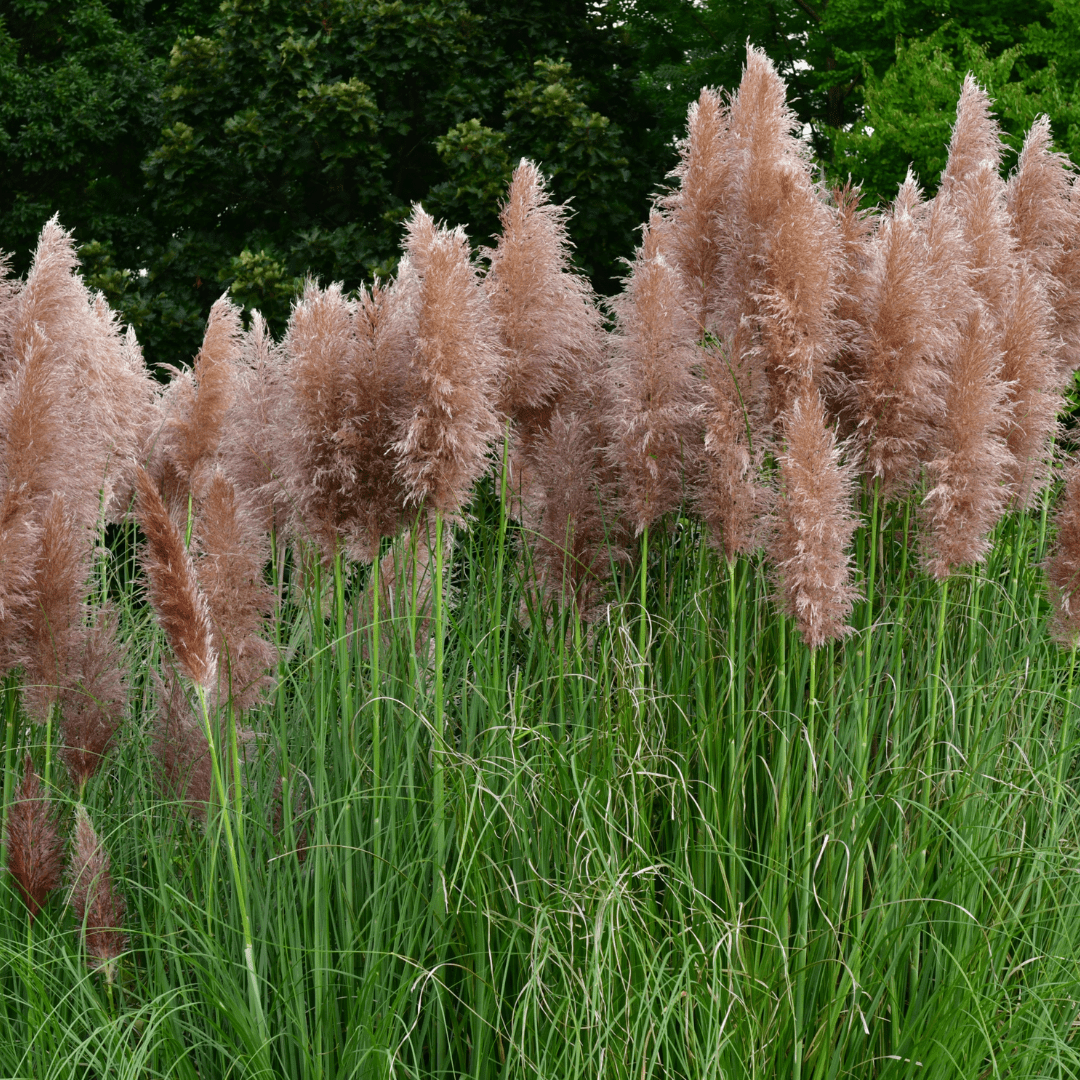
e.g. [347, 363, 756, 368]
[5, 755, 63, 921]
[134, 465, 217, 688]
[394, 207, 501, 518]
[607, 215, 701, 535]
[921, 308, 1011, 578]
[194, 469, 276, 711]
[768, 390, 859, 649]
[68, 804, 127, 978]
[57, 605, 128, 790]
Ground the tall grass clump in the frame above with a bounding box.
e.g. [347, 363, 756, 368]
[0, 45, 1078, 1080]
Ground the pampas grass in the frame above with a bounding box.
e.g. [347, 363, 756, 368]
[4, 755, 62, 922]
[2, 57, 1080, 1080]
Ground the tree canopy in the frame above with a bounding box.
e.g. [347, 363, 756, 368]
[4, 1, 1080, 363]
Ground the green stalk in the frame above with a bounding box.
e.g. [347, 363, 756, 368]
[193, 683, 269, 1065]
[638, 523, 649, 668]
[371, 551, 381, 860]
[794, 646, 817, 1080]
[433, 509, 446, 917]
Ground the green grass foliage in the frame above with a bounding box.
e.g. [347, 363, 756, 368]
[1, 477, 1079, 1079]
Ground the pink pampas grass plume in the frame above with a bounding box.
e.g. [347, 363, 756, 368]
[696, 340, 769, 559]
[5, 755, 63, 921]
[283, 279, 413, 563]
[846, 174, 955, 497]
[155, 295, 241, 507]
[394, 207, 501, 518]
[713, 46, 843, 422]
[151, 669, 213, 821]
[485, 159, 602, 419]
[58, 605, 128, 790]
[768, 390, 860, 649]
[527, 408, 625, 621]
[1046, 460, 1080, 645]
[194, 469, 276, 712]
[921, 307, 1011, 578]
[22, 494, 87, 722]
[220, 312, 290, 536]
[607, 215, 700, 535]
[657, 87, 730, 333]
[67, 805, 126, 979]
[134, 465, 216, 689]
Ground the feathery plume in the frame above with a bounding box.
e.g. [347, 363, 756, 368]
[768, 390, 859, 648]
[713, 46, 842, 423]
[22, 494, 87, 722]
[485, 160, 602, 419]
[220, 312, 290, 536]
[151, 669, 213, 821]
[58, 605, 128, 790]
[154, 295, 241, 507]
[283, 279, 413, 563]
[394, 207, 501, 518]
[607, 216, 701, 535]
[194, 469, 276, 712]
[658, 88, 730, 333]
[134, 465, 217, 688]
[7, 218, 155, 529]
[846, 174, 955, 497]
[527, 408, 625, 621]
[67, 805, 126, 979]
[997, 263, 1058, 507]
[4, 755, 63, 921]
[921, 308, 1011, 578]
[696, 340, 769, 559]
[1045, 460, 1080, 645]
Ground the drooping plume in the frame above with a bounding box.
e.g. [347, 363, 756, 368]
[1045, 460, 1080, 645]
[58, 605, 128, 790]
[394, 207, 501, 518]
[5, 755, 63, 921]
[657, 87, 730, 333]
[607, 216, 700, 535]
[921, 308, 1011, 578]
[67, 805, 127, 979]
[768, 390, 859, 649]
[134, 465, 217, 689]
[151, 669, 213, 821]
[283, 279, 413, 563]
[194, 469, 276, 711]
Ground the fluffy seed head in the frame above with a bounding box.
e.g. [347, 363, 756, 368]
[67, 805, 127, 979]
[5, 755, 63, 921]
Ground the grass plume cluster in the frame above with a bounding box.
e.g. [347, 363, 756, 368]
[0, 46, 1079, 1079]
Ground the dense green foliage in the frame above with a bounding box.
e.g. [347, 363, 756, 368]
[5, 1, 1080, 348]
[2, 484, 1079, 1077]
